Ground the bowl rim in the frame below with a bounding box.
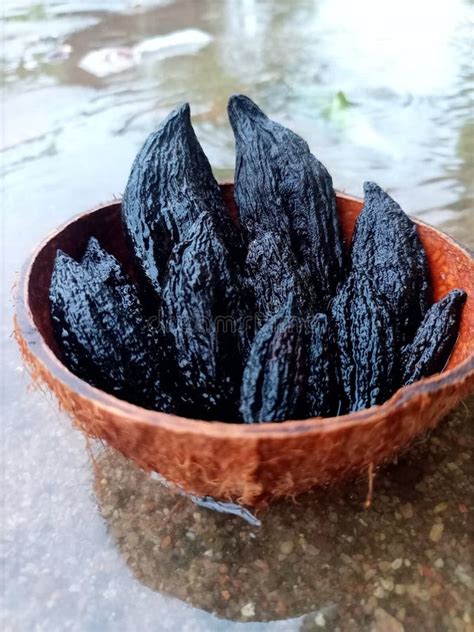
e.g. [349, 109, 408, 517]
[15, 191, 474, 439]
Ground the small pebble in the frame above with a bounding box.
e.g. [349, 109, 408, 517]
[454, 565, 472, 588]
[374, 607, 405, 632]
[280, 541, 294, 555]
[374, 586, 386, 599]
[391, 558, 403, 570]
[419, 589, 431, 602]
[434, 558, 444, 569]
[221, 590, 230, 601]
[275, 599, 287, 617]
[400, 503, 414, 519]
[126, 532, 139, 547]
[430, 583, 442, 597]
[396, 608, 406, 622]
[254, 559, 269, 571]
[380, 578, 394, 592]
[314, 612, 326, 627]
[241, 602, 255, 618]
[429, 523, 444, 542]
[363, 596, 378, 615]
[434, 502, 448, 513]
[160, 535, 171, 549]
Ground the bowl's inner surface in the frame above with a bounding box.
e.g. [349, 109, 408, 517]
[27, 187, 474, 397]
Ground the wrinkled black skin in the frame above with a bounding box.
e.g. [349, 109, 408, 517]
[228, 94, 344, 311]
[331, 273, 399, 413]
[160, 213, 250, 421]
[122, 103, 245, 306]
[351, 182, 431, 345]
[244, 230, 308, 324]
[49, 238, 173, 412]
[240, 295, 306, 423]
[304, 313, 340, 418]
[402, 289, 466, 385]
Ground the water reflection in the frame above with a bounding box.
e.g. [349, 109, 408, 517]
[91, 399, 472, 628]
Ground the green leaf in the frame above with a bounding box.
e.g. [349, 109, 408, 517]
[321, 90, 354, 121]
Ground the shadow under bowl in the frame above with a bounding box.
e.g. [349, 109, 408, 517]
[14, 184, 474, 505]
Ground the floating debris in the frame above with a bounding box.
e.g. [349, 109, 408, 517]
[79, 29, 212, 77]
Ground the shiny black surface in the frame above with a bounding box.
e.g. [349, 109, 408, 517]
[331, 273, 399, 413]
[305, 313, 339, 418]
[49, 237, 172, 411]
[240, 295, 306, 423]
[122, 103, 244, 305]
[351, 181, 431, 344]
[228, 94, 344, 311]
[403, 289, 467, 385]
[244, 230, 304, 323]
[160, 212, 248, 421]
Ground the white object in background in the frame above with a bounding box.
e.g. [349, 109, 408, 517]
[79, 47, 139, 77]
[135, 29, 212, 56]
[79, 28, 212, 78]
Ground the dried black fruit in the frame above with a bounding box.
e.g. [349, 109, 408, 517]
[49, 238, 172, 411]
[122, 103, 244, 303]
[305, 314, 340, 418]
[244, 230, 307, 323]
[49, 95, 467, 423]
[351, 182, 431, 344]
[160, 213, 249, 420]
[240, 295, 306, 423]
[402, 289, 466, 385]
[331, 273, 399, 413]
[228, 94, 344, 309]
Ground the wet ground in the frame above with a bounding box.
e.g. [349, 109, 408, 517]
[2, 1, 473, 630]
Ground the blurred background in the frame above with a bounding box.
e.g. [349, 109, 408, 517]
[2, 1, 473, 631]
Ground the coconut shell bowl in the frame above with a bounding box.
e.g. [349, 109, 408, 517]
[14, 184, 474, 506]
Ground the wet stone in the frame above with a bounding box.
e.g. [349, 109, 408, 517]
[429, 523, 445, 543]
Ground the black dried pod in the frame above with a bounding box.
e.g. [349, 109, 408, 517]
[244, 230, 308, 323]
[240, 295, 306, 423]
[160, 213, 250, 421]
[351, 182, 431, 344]
[49, 238, 172, 412]
[228, 94, 344, 310]
[402, 289, 466, 385]
[122, 103, 244, 303]
[305, 313, 340, 418]
[331, 273, 399, 413]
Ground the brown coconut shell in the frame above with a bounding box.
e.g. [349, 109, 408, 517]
[14, 185, 474, 506]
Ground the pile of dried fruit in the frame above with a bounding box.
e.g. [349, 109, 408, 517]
[49, 95, 467, 422]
